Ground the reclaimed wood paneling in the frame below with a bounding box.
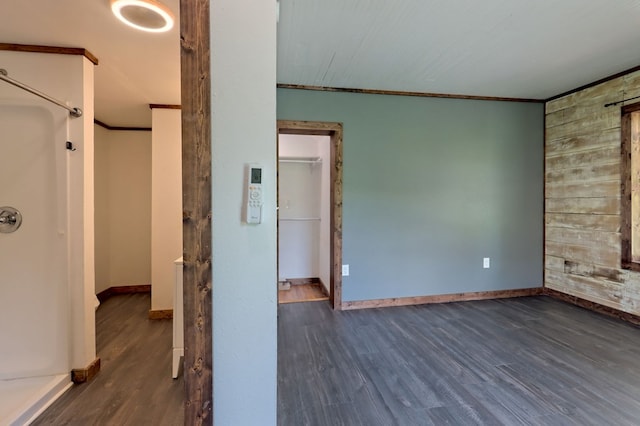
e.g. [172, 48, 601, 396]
[545, 213, 620, 232]
[546, 109, 620, 134]
[546, 115, 620, 141]
[545, 241, 620, 268]
[543, 288, 640, 327]
[545, 179, 619, 199]
[545, 68, 640, 316]
[545, 255, 565, 272]
[545, 197, 620, 215]
[545, 146, 620, 171]
[545, 163, 620, 184]
[546, 128, 620, 156]
[623, 73, 640, 100]
[546, 78, 624, 114]
[546, 268, 623, 301]
[562, 260, 623, 283]
[545, 227, 619, 247]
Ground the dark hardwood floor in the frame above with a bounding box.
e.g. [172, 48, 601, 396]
[279, 283, 329, 304]
[33, 293, 184, 425]
[31, 293, 640, 425]
[278, 296, 640, 425]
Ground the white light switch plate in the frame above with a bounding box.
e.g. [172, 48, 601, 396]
[483, 258, 490, 269]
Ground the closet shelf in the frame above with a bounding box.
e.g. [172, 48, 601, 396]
[279, 217, 321, 221]
[278, 157, 322, 164]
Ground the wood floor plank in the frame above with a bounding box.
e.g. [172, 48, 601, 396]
[32, 294, 184, 425]
[31, 293, 640, 425]
[278, 296, 640, 425]
[279, 283, 329, 304]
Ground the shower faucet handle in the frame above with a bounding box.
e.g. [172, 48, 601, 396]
[0, 206, 22, 233]
[0, 212, 16, 224]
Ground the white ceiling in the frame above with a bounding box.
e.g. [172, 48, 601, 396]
[2, 1, 640, 127]
[277, 0, 640, 100]
[0, 0, 181, 128]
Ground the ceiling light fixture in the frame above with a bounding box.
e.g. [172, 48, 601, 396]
[110, 0, 175, 33]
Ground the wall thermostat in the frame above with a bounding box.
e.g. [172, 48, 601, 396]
[245, 165, 263, 224]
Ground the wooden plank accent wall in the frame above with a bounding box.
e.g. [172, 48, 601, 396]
[180, 0, 213, 424]
[545, 69, 640, 316]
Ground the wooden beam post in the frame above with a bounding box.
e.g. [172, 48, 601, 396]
[180, 0, 213, 424]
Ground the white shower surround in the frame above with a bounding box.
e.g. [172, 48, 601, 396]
[0, 99, 73, 425]
[0, 102, 69, 380]
[0, 50, 96, 423]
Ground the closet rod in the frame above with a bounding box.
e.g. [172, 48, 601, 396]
[279, 157, 322, 164]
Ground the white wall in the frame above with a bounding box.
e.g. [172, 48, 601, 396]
[74, 55, 97, 370]
[0, 103, 69, 379]
[211, 0, 277, 423]
[318, 137, 331, 292]
[278, 162, 321, 279]
[151, 108, 182, 311]
[0, 50, 97, 371]
[95, 126, 152, 294]
[94, 125, 111, 294]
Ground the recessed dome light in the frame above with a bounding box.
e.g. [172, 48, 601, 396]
[111, 0, 175, 33]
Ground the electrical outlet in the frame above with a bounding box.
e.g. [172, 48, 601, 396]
[483, 257, 490, 269]
[342, 264, 349, 276]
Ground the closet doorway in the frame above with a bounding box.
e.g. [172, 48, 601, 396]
[276, 121, 343, 309]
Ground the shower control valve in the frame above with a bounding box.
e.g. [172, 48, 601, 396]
[0, 206, 22, 233]
[0, 214, 16, 224]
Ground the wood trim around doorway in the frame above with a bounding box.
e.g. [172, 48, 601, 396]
[180, 0, 213, 423]
[277, 120, 344, 309]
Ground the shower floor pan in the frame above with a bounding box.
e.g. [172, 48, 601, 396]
[0, 374, 71, 425]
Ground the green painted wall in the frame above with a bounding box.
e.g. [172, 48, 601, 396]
[278, 88, 544, 301]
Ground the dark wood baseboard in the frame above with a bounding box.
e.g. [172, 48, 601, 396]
[285, 278, 329, 296]
[544, 288, 640, 327]
[94, 119, 152, 132]
[318, 279, 328, 297]
[97, 285, 151, 303]
[287, 277, 320, 286]
[71, 358, 101, 384]
[341, 288, 543, 310]
[148, 309, 173, 320]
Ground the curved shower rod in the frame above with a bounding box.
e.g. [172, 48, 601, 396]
[0, 68, 83, 118]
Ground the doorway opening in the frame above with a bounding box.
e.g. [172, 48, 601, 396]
[277, 121, 343, 309]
